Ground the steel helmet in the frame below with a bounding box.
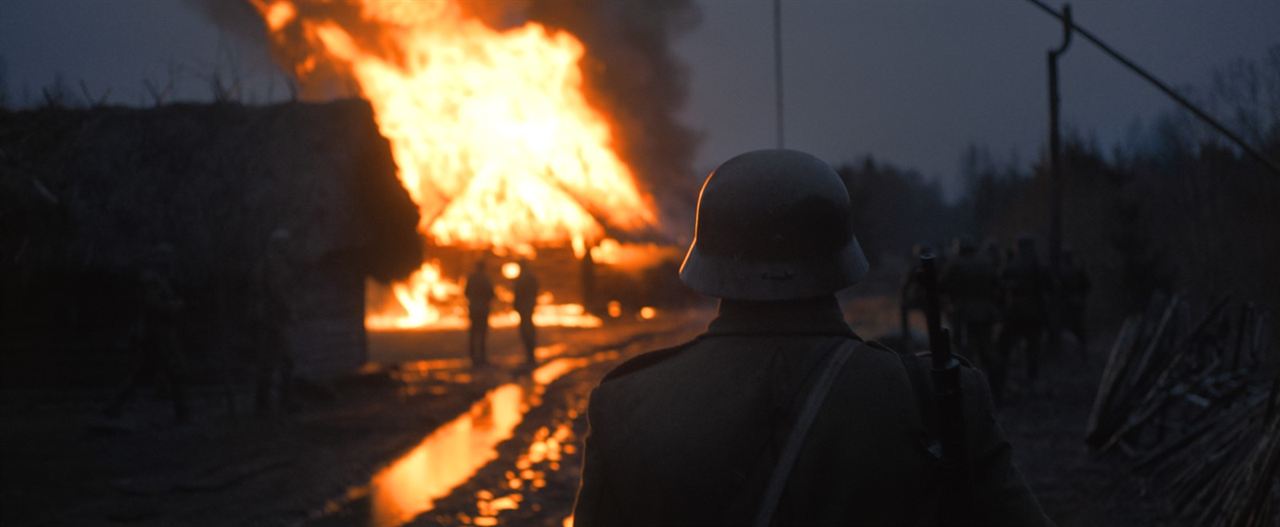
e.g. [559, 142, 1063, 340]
[679, 149, 869, 300]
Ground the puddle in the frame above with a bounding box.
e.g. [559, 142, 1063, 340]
[311, 346, 617, 527]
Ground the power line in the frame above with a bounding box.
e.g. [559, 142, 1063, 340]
[1021, 0, 1280, 178]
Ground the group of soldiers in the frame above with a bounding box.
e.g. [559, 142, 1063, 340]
[903, 236, 1091, 403]
[463, 259, 540, 368]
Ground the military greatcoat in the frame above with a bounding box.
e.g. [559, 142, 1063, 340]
[572, 297, 1050, 526]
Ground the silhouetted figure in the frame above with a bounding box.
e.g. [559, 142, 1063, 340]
[253, 229, 297, 413]
[465, 260, 494, 367]
[1060, 249, 1091, 356]
[942, 238, 1001, 372]
[106, 254, 189, 423]
[994, 236, 1050, 402]
[513, 260, 539, 365]
[899, 244, 929, 351]
[573, 150, 1048, 526]
[984, 238, 1004, 269]
[581, 249, 597, 316]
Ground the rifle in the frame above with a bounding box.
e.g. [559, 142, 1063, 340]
[918, 250, 971, 520]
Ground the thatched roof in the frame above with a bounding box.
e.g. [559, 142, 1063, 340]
[0, 99, 420, 282]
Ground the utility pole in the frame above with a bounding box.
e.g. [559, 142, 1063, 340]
[773, 0, 785, 149]
[1023, 0, 1280, 178]
[1047, 4, 1072, 360]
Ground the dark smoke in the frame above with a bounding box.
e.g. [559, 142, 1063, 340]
[185, 0, 703, 241]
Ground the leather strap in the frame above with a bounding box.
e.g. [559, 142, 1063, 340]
[753, 338, 859, 527]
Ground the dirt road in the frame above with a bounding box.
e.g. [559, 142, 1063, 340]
[3, 298, 1167, 527]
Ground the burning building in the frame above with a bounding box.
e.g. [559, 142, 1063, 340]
[220, 0, 703, 330]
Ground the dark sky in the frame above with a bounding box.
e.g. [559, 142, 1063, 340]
[3, 1, 1278, 193]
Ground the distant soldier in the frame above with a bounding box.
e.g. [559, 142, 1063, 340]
[1060, 249, 1091, 356]
[464, 260, 495, 367]
[513, 259, 540, 365]
[899, 244, 930, 351]
[253, 229, 297, 413]
[942, 238, 1001, 371]
[983, 238, 1004, 269]
[573, 150, 1048, 525]
[581, 248, 597, 316]
[106, 245, 189, 423]
[993, 236, 1050, 401]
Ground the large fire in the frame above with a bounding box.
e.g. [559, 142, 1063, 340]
[252, 0, 659, 330]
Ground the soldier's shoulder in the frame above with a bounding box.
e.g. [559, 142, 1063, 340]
[860, 339, 898, 355]
[599, 339, 700, 384]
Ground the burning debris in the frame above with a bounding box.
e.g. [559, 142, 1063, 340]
[1086, 295, 1280, 525]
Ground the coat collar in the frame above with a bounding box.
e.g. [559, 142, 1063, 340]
[704, 296, 858, 338]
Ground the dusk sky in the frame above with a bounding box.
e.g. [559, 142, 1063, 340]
[2, 1, 1278, 194]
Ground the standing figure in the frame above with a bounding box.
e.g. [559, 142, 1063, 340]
[572, 149, 1048, 526]
[1060, 249, 1091, 357]
[580, 249, 597, 316]
[465, 260, 495, 367]
[107, 247, 189, 423]
[898, 244, 930, 351]
[984, 238, 1004, 269]
[994, 236, 1050, 401]
[513, 260, 540, 365]
[942, 238, 1002, 371]
[253, 229, 297, 413]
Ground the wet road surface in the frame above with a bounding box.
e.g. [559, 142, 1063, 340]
[306, 320, 705, 527]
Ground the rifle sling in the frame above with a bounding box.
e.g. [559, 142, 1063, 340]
[752, 338, 859, 527]
[898, 349, 941, 454]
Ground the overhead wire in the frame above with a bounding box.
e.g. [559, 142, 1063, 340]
[1020, 0, 1280, 177]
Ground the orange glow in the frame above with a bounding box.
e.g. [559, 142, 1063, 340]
[606, 300, 622, 319]
[501, 262, 521, 280]
[370, 383, 522, 525]
[356, 352, 611, 525]
[252, 1, 659, 330]
[264, 1, 296, 31]
[591, 238, 680, 272]
[639, 306, 657, 320]
[366, 264, 602, 331]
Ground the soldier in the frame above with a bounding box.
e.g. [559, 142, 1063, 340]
[581, 248, 597, 316]
[993, 236, 1050, 402]
[464, 260, 495, 367]
[899, 244, 930, 351]
[983, 238, 1004, 269]
[513, 259, 539, 365]
[106, 245, 189, 423]
[572, 150, 1048, 526]
[253, 229, 297, 413]
[942, 238, 1002, 372]
[1059, 249, 1091, 356]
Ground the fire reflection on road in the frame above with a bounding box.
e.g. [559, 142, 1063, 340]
[369, 383, 524, 526]
[317, 346, 617, 527]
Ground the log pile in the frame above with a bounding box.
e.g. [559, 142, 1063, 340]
[1086, 295, 1279, 526]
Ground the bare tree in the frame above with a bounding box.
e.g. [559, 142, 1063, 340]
[40, 73, 72, 108]
[78, 80, 111, 108]
[0, 55, 9, 109]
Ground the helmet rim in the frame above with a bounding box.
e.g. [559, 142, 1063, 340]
[679, 231, 869, 301]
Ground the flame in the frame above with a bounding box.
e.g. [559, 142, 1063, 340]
[366, 262, 602, 331]
[501, 262, 521, 280]
[590, 238, 680, 272]
[255, 1, 657, 330]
